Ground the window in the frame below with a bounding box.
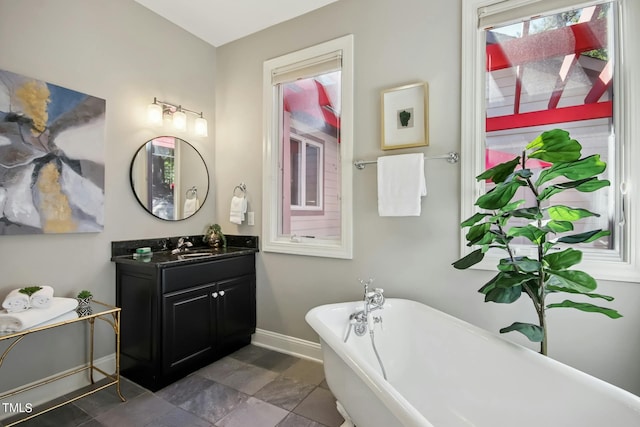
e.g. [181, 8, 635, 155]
[262, 35, 353, 258]
[461, 0, 640, 282]
[290, 136, 323, 211]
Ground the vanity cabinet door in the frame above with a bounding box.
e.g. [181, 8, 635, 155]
[216, 274, 256, 348]
[162, 284, 216, 374]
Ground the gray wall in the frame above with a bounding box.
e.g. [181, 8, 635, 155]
[0, 0, 216, 392]
[215, 0, 640, 396]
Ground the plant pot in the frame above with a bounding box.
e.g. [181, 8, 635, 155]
[206, 232, 223, 249]
[76, 297, 93, 316]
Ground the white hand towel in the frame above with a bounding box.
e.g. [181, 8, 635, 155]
[30, 285, 54, 309]
[183, 198, 200, 218]
[0, 297, 79, 332]
[377, 153, 427, 216]
[2, 289, 30, 313]
[230, 196, 247, 225]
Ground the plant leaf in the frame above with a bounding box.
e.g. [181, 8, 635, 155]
[513, 168, 533, 179]
[547, 205, 600, 221]
[538, 177, 594, 200]
[546, 300, 622, 319]
[500, 322, 544, 342]
[476, 157, 520, 183]
[543, 248, 582, 270]
[476, 180, 527, 210]
[486, 230, 512, 246]
[499, 199, 526, 214]
[479, 274, 541, 305]
[543, 242, 557, 254]
[495, 271, 538, 288]
[498, 257, 541, 273]
[478, 273, 500, 294]
[546, 285, 614, 301]
[510, 207, 542, 220]
[465, 222, 491, 245]
[526, 129, 582, 163]
[574, 179, 610, 193]
[541, 220, 574, 234]
[507, 225, 545, 245]
[546, 269, 597, 293]
[461, 212, 491, 228]
[556, 229, 610, 244]
[536, 155, 607, 186]
[485, 285, 522, 303]
[452, 249, 484, 270]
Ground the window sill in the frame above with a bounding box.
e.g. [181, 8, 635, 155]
[461, 247, 640, 284]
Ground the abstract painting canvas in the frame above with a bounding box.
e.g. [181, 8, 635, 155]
[0, 69, 105, 234]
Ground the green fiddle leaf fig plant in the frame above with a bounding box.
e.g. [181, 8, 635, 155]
[453, 129, 621, 355]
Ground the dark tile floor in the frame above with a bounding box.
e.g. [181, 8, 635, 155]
[3, 345, 344, 427]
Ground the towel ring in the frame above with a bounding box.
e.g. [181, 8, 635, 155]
[186, 186, 198, 199]
[233, 183, 246, 197]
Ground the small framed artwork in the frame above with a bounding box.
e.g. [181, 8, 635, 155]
[381, 82, 428, 150]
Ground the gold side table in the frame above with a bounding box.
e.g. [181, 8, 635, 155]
[0, 300, 125, 425]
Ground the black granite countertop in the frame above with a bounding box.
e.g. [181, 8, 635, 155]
[110, 235, 258, 267]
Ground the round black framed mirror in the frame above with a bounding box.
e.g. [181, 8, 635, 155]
[130, 136, 209, 221]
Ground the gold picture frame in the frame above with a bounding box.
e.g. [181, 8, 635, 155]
[381, 82, 429, 150]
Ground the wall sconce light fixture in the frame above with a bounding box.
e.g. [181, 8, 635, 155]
[147, 97, 208, 137]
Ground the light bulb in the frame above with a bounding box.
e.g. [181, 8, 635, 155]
[147, 102, 163, 126]
[173, 109, 186, 131]
[194, 116, 208, 137]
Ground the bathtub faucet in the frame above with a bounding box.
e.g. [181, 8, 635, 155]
[360, 278, 385, 316]
[344, 279, 385, 342]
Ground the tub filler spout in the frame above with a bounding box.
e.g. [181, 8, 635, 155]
[344, 279, 385, 342]
[343, 279, 388, 382]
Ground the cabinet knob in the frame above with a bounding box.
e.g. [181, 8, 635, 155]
[211, 292, 218, 298]
[219, 290, 225, 297]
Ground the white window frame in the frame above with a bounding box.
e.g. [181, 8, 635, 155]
[290, 136, 324, 211]
[262, 35, 354, 259]
[461, 0, 640, 282]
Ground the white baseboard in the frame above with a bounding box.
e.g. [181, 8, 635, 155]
[251, 328, 323, 363]
[0, 354, 115, 421]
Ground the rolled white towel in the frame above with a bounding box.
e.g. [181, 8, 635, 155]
[2, 289, 30, 313]
[0, 297, 79, 332]
[30, 285, 54, 308]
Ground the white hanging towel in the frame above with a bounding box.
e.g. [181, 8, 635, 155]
[377, 153, 427, 216]
[230, 196, 247, 224]
[183, 198, 200, 217]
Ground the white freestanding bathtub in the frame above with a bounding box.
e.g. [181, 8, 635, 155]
[305, 298, 640, 427]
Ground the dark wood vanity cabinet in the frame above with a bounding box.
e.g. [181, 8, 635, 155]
[115, 253, 256, 391]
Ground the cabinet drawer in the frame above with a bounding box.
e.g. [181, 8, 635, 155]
[162, 255, 255, 293]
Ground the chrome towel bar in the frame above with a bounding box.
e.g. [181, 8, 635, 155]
[353, 152, 460, 169]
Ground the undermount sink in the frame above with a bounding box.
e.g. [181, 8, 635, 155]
[173, 247, 246, 260]
[177, 252, 216, 259]
[187, 248, 221, 254]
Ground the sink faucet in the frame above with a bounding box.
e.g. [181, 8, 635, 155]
[171, 237, 193, 254]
